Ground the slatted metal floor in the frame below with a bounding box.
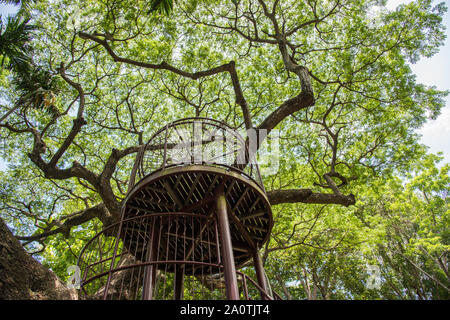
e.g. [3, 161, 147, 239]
[122, 165, 273, 269]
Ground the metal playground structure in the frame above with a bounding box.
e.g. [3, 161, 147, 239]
[77, 117, 280, 300]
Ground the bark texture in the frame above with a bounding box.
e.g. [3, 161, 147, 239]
[0, 218, 77, 299]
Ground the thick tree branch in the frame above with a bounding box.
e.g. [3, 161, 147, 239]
[15, 203, 112, 242]
[17, 113, 122, 219]
[257, 88, 314, 134]
[99, 146, 142, 214]
[0, 218, 77, 299]
[48, 63, 87, 167]
[255, 0, 315, 136]
[267, 189, 355, 207]
[78, 32, 252, 129]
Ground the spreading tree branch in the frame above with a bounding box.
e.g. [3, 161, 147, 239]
[15, 203, 112, 242]
[267, 189, 355, 207]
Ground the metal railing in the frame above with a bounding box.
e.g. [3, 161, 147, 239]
[128, 117, 264, 191]
[77, 213, 279, 300]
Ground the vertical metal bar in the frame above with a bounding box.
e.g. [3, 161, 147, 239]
[142, 217, 159, 300]
[154, 218, 164, 298]
[242, 274, 249, 300]
[252, 248, 269, 300]
[182, 215, 187, 298]
[135, 216, 150, 299]
[173, 216, 180, 299]
[118, 222, 132, 299]
[103, 209, 126, 299]
[207, 217, 214, 295]
[193, 120, 202, 164]
[128, 144, 145, 192]
[215, 185, 239, 300]
[214, 217, 221, 265]
[255, 161, 265, 192]
[191, 121, 195, 164]
[162, 124, 169, 169]
[162, 215, 171, 299]
[174, 266, 184, 300]
[191, 215, 195, 299]
[200, 216, 204, 298]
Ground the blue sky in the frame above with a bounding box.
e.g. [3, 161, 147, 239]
[0, 0, 449, 171]
[385, 0, 450, 165]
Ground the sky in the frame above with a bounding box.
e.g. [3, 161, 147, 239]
[0, 0, 449, 171]
[386, 0, 450, 165]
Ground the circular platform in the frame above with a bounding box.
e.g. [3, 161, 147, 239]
[121, 164, 273, 270]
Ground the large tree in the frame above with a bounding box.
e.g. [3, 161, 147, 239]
[0, 0, 448, 299]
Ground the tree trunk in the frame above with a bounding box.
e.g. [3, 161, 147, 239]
[0, 218, 77, 299]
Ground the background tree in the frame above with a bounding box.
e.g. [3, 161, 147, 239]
[0, 0, 448, 299]
[263, 154, 449, 299]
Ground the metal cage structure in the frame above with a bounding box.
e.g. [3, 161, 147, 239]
[77, 117, 279, 300]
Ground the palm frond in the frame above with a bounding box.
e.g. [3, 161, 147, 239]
[0, 14, 36, 71]
[148, 0, 175, 15]
[12, 65, 61, 116]
[0, 11, 60, 121]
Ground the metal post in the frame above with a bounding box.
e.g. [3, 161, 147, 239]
[162, 123, 169, 169]
[143, 220, 159, 300]
[174, 266, 184, 300]
[215, 185, 239, 300]
[127, 144, 145, 193]
[103, 208, 126, 299]
[241, 273, 249, 300]
[252, 248, 269, 300]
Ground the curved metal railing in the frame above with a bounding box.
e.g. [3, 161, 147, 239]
[128, 117, 263, 191]
[77, 213, 278, 300]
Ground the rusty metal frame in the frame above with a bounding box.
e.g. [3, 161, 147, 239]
[78, 117, 280, 300]
[128, 117, 263, 189]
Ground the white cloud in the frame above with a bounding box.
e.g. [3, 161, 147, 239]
[0, 3, 18, 17]
[418, 104, 450, 163]
[384, 1, 450, 164]
[386, 0, 414, 10]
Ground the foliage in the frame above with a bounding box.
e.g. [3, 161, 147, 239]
[0, 0, 448, 299]
[265, 154, 449, 299]
[0, 15, 33, 70]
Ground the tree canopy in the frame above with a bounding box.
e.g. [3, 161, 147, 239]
[0, 0, 448, 299]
